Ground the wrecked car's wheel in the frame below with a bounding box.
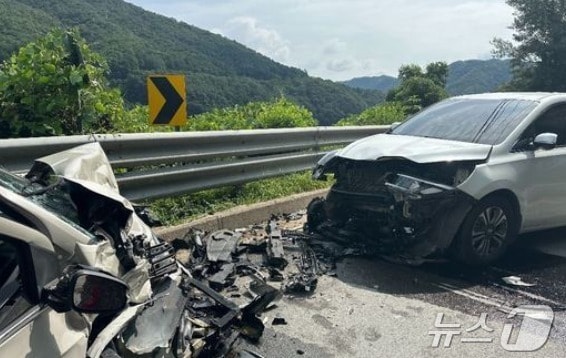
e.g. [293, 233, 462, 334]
[453, 196, 518, 266]
[306, 197, 326, 231]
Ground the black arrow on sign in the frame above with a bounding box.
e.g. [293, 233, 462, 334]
[150, 77, 184, 124]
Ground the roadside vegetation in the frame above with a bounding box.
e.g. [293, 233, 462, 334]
[151, 172, 330, 226]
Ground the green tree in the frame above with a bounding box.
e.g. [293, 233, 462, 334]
[398, 64, 424, 82]
[0, 28, 125, 138]
[336, 102, 406, 126]
[188, 97, 317, 131]
[386, 62, 448, 114]
[493, 0, 566, 91]
[425, 62, 449, 87]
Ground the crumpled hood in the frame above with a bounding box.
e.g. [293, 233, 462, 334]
[25, 142, 162, 303]
[337, 133, 492, 163]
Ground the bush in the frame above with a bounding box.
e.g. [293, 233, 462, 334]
[336, 101, 406, 126]
[188, 97, 317, 131]
[0, 28, 125, 138]
[150, 171, 331, 225]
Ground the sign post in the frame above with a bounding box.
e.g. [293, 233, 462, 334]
[147, 75, 187, 129]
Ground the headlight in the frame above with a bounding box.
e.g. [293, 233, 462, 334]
[386, 174, 453, 199]
[312, 150, 338, 180]
[453, 167, 473, 186]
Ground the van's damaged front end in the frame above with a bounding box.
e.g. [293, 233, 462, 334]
[309, 144, 486, 261]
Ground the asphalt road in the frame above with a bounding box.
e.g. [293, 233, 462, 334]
[236, 225, 566, 357]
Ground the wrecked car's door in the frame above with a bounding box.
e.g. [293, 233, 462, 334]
[0, 220, 89, 357]
[511, 103, 566, 230]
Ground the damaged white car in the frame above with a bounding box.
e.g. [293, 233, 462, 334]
[0, 143, 269, 357]
[310, 92, 566, 265]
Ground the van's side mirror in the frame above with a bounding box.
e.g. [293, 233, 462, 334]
[533, 133, 558, 150]
[43, 266, 128, 314]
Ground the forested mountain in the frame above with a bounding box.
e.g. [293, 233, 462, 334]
[446, 59, 511, 95]
[342, 59, 511, 95]
[0, 0, 383, 124]
[342, 76, 400, 92]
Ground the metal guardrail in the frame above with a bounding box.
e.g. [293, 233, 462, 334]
[1, 126, 388, 201]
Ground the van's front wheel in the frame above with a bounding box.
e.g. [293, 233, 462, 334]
[452, 195, 519, 266]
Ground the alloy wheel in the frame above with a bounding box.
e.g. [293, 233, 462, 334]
[470, 206, 508, 257]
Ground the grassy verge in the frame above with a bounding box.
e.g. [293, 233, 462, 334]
[148, 171, 333, 226]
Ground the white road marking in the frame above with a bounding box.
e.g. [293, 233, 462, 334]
[491, 282, 566, 308]
[434, 282, 513, 313]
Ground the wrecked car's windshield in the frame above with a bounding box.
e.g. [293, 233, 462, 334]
[391, 98, 537, 145]
[0, 170, 26, 193]
[0, 169, 89, 237]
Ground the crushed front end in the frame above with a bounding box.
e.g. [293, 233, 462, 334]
[309, 155, 478, 260]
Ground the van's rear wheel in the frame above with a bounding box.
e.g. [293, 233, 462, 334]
[453, 195, 519, 266]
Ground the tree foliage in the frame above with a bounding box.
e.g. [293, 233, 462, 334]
[386, 62, 448, 114]
[493, 0, 566, 91]
[425, 62, 449, 87]
[335, 102, 406, 126]
[188, 97, 317, 131]
[0, 28, 125, 138]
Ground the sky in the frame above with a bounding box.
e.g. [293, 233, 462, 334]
[125, 0, 515, 81]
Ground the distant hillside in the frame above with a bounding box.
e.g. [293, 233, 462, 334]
[342, 59, 512, 96]
[342, 75, 400, 92]
[0, 0, 383, 125]
[446, 59, 511, 95]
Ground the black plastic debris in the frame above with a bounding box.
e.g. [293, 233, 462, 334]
[268, 267, 284, 282]
[237, 314, 265, 343]
[244, 280, 282, 317]
[266, 220, 288, 269]
[185, 277, 240, 329]
[133, 204, 162, 227]
[272, 314, 287, 325]
[207, 230, 241, 263]
[123, 278, 188, 355]
[208, 263, 236, 290]
[283, 243, 319, 294]
[147, 242, 177, 278]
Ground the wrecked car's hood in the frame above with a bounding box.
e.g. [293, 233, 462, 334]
[337, 134, 492, 163]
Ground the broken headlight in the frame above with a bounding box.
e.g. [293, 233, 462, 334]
[312, 150, 338, 180]
[453, 166, 473, 186]
[385, 174, 453, 199]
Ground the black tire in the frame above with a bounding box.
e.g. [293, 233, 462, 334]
[452, 195, 519, 266]
[306, 197, 326, 232]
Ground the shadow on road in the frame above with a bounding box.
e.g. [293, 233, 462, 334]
[332, 227, 566, 298]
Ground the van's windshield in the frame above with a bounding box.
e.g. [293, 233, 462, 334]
[391, 98, 538, 145]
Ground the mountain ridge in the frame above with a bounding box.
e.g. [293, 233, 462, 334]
[342, 59, 511, 95]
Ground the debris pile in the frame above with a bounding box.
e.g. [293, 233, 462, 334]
[168, 210, 367, 355]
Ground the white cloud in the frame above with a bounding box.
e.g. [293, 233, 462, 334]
[126, 0, 515, 80]
[326, 58, 356, 72]
[220, 17, 291, 63]
[322, 38, 348, 56]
